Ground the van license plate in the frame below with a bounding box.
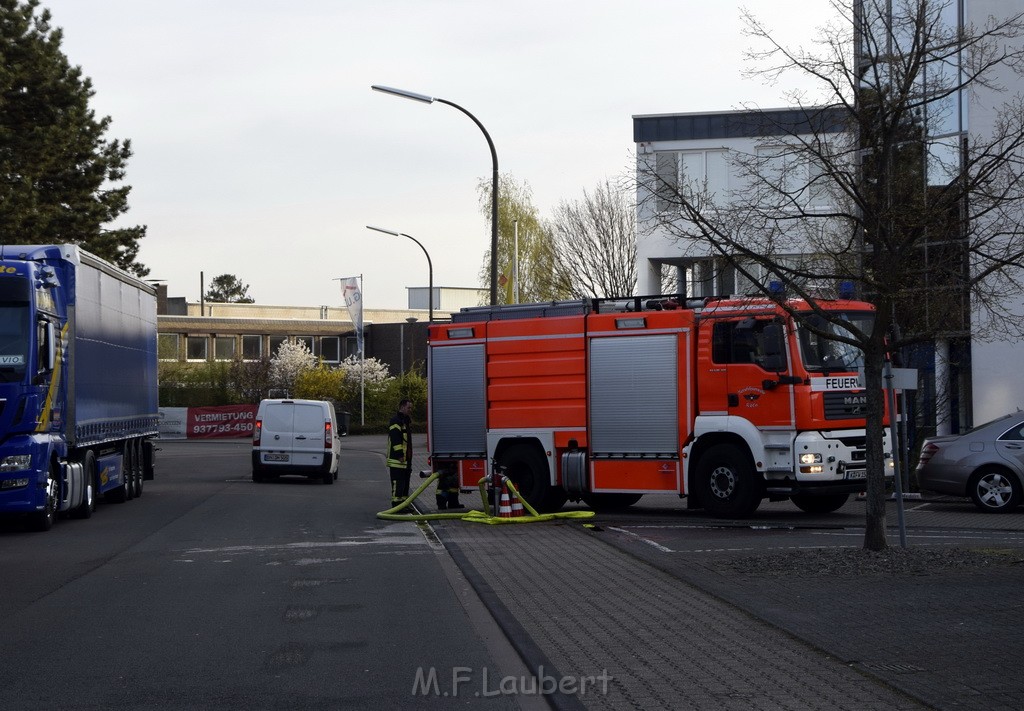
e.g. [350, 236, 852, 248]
[265, 453, 289, 462]
[845, 469, 866, 480]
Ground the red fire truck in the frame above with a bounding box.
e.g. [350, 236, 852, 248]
[427, 295, 891, 518]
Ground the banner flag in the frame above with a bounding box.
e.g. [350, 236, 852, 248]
[340, 276, 364, 355]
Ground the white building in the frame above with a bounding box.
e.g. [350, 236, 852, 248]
[633, 0, 1024, 434]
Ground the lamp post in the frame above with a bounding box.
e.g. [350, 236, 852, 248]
[366, 225, 434, 323]
[371, 85, 499, 306]
[406, 316, 418, 375]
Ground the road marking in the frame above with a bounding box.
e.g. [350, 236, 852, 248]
[608, 526, 674, 552]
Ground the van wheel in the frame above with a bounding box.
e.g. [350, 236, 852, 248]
[321, 467, 334, 485]
[693, 444, 762, 518]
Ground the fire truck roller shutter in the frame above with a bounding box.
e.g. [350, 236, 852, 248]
[430, 344, 487, 457]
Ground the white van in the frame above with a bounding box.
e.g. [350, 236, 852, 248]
[252, 399, 341, 484]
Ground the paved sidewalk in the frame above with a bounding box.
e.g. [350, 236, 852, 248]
[347, 435, 1023, 710]
[437, 521, 936, 711]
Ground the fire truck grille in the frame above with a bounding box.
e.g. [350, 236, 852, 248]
[823, 391, 869, 420]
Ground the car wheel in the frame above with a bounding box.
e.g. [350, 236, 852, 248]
[968, 468, 1022, 513]
[693, 444, 763, 518]
[790, 493, 850, 514]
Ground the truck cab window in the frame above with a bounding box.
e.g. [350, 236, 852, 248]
[711, 319, 779, 370]
[797, 312, 872, 373]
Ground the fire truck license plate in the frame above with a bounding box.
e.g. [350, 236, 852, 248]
[265, 453, 289, 462]
[845, 469, 866, 479]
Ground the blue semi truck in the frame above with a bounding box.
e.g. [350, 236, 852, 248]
[0, 244, 159, 531]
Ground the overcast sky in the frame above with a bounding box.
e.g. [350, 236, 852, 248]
[40, 0, 838, 310]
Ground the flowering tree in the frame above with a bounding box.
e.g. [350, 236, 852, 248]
[269, 341, 316, 396]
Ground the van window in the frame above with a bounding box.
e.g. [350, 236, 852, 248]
[263, 405, 293, 431]
[294, 404, 325, 431]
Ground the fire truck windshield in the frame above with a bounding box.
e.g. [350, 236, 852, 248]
[0, 277, 31, 383]
[797, 311, 873, 374]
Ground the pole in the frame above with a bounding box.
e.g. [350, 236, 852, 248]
[513, 219, 519, 304]
[885, 358, 908, 548]
[360, 274, 364, 428]
[432, 98, 498, 306]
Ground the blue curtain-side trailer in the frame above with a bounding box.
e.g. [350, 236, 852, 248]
[0, 245, 159, 531]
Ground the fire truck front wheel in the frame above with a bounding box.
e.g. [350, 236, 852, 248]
[693, 445, 763, 518]
[499, 443, 559, 512]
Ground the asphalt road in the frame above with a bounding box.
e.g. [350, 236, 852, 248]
[5, 437, 1024, 710]
[0, 440, 529, 711]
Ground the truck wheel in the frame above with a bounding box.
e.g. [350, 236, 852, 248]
[132, 440, 144, 499]
[124, 441, 136, 500]
[28, 463, 59, 532]
[142, 439, 156, 480]
[581, 493, 643, 511]
[499, 443, 552, 512]
[71, 451, 97, 519]
[693, 444, 762, 518]
[790, 493, 849, 514]
[107, 446, 130, 504]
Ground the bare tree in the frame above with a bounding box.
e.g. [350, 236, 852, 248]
[637, 0, 1024, 549]
[550, 179, 637, 299]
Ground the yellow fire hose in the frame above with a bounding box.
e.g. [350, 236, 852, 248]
[376, 472, 595, 524]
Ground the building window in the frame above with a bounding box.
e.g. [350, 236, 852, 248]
[158, 334, 180, 360]
[655, 150, 730, 211]
[319, 336, 340, 362]
[214, 336, 236, 360]
[269, 336, 287, 357]
[295, 336, 313, 353]
[242, 335, 263, 360]
[186, 336, 208, 361]
[344, 336, 359, 359]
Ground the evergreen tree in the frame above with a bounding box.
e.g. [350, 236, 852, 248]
[204, 274, 254, 303]
[0, 0, 148, 275]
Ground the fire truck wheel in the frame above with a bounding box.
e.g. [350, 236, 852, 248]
[694, 444, 762, 518]
[499, 443, 552, 512]
[790, 493, 849, 514]
[581, 493, 643, 511]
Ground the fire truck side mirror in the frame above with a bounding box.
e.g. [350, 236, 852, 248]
[761, 323, 787, 372]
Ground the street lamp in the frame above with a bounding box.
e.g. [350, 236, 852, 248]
[371, 84, 499, 306]
[366, 225, 434, 323]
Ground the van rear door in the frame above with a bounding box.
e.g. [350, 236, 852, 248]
[290, 402, 328, 467]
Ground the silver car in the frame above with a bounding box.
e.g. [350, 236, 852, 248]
[916, 412, 1024, 513]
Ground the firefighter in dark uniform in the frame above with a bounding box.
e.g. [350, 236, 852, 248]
[387, 399, 413, 507]
[435, 466, 464, 510]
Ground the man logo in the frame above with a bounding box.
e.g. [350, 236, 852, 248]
[843, 395, 867, 415]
